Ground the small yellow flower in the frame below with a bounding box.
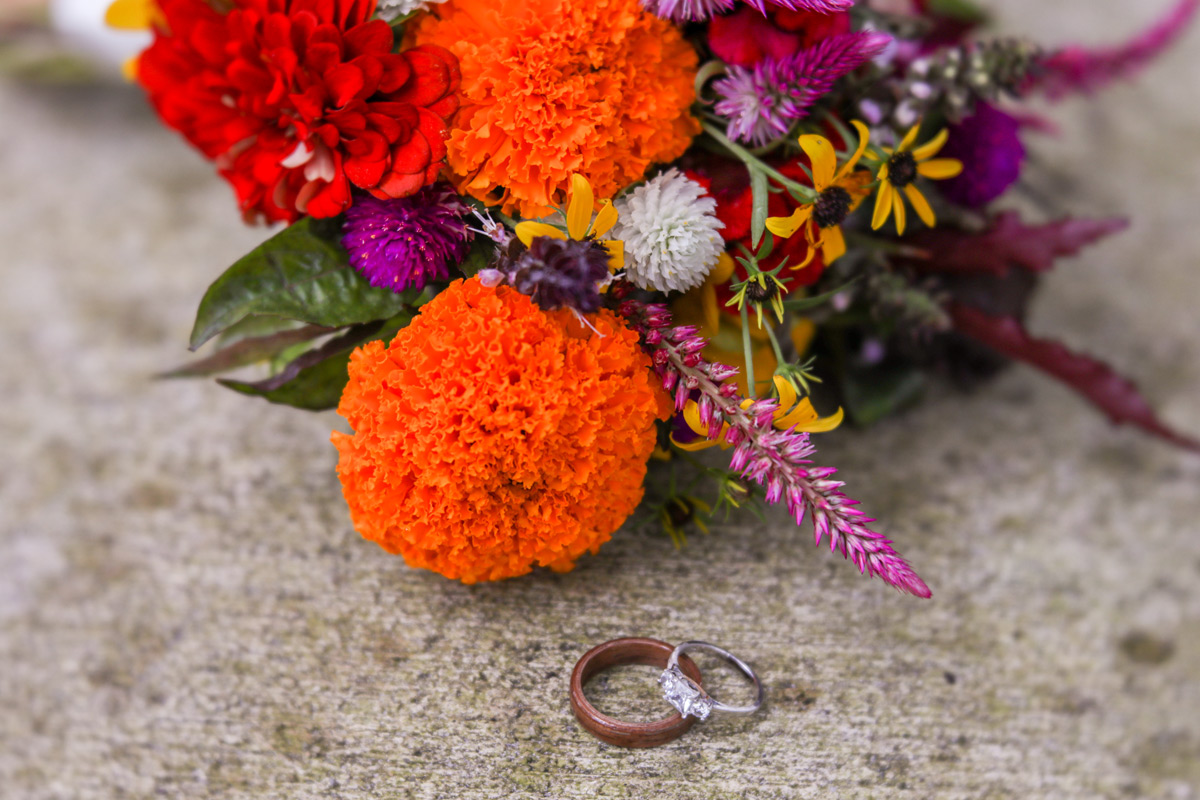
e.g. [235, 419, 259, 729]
[660, 495, 712, 547]
[670, 375, 843, 452]
[514, 174, 624, 270]
[726, 270, 788, 328]
[765, 120, 872, 268]
[671, 255, 813, 396]
[871, 123, 963, 235]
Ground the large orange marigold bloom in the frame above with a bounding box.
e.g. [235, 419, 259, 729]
[332, 278, 671, 583]
[407, 0, 700, 217]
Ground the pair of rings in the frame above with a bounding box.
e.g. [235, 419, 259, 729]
[569, 637, 763, 748]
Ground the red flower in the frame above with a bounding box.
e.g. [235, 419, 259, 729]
[686, 157, 827, 290]
[708, 6, 851, 68]
[136, 0, 460, 223]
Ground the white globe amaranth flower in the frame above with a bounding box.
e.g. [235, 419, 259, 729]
[612, 169, 726, 293]
[374, 0, 448, 22]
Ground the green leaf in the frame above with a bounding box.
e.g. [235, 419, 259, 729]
[189, 217, 415, 350]
[750, 168, 769, 248]
[781, 278, 859, 312]
[217, 314, 411, 411]
[925, 0, 989, 24]
[219, 350, 355, 411]
[214, 314, 311, 348]
[840, 362, 926, 426]
[455, 236, 495, 278]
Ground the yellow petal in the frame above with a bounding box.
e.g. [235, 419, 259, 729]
[892, 187, 907, 235]
[798, 134, 837, 190]
[789, 318, 816, 356]
[775, 397, 818, 429]
[871, 182, 894, 230]
[591, 199, 618, 239]
[772, 375, 798, 410]
[515, 221, 567, 247]
[670, 434, 721, 451]
[567, 174, 594, 240]
[766, 206, 812, 239]
[917, 159, 964, 180]
[701, 285, 721, 334]
[836, 120, 871, 180]
[711, 251, 735, 284]
[105, 0, 151, 29]
[121, 55, 140, 81]
[905, 185, 936, 228]
[820, 224, 846, 264]
[601, 239, 624, 271]
[897, 123, 921, 152]
[912, 128, 949, 161]
[805, 406, 845, 433]
[789, 243, 818, 271]
[683, 400, 706, 436]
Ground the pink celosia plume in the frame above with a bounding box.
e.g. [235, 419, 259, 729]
[714, 30, 892, 145]
[619, 293, 932, 598]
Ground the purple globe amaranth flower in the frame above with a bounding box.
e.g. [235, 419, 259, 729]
[641, 0, 850, 24]
[714, 31, 891, 146]
[511, 236, 610, 313]
[341, 184, 472, 293]
[938, 103, 1026, 208]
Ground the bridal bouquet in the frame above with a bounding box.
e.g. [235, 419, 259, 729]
[108, 0, 1197, 594]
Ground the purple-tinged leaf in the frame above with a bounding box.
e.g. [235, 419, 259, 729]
[949, 303, 1200, 452]
[159, 324, 334, 378]
[904, 212, 1129, 277]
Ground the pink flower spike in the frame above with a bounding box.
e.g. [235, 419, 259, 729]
[617, 296, 931, 598]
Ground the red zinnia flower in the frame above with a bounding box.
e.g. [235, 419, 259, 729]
[136, 0, 460, 223]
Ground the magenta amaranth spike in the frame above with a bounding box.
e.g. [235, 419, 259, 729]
[1031, 0, 1199, 98]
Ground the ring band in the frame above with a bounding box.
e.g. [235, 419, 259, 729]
[570, 637, 704, 748]
[662, 641, 764, 718]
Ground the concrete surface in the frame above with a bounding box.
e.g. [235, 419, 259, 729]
[2, 2, 1199, 797]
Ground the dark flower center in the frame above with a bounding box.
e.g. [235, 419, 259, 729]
[744, 279, 778, 304]
[887, 151, 918, 187]
[668, 498, 696, 527]
[813, 186, 852, 229]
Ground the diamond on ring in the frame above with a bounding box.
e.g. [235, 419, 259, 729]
[658, 665, 714, 720]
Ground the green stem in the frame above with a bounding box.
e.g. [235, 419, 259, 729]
[741, 303, 757, 399]
[765, 324, 787, 369]
[703, 123, 818, 201]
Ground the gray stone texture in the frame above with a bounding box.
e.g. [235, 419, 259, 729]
[2, 1, 1199, 797]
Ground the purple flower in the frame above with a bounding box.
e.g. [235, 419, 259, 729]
[939, 103, 1026, 208]
[640, 0, 850, 24]
[511, 236, 610, 313]
[341, 184, 472, 293]
[639, 0, 734, 24]
[714, 31, 891, 146]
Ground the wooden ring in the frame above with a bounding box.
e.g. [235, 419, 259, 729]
[570, 637, 703, 748]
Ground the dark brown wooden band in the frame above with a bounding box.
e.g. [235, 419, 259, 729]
[570, 637, 703, 748]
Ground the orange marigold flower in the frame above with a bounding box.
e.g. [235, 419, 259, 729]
[332, 278, 671, 583]
[407, 0, 701, 217]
